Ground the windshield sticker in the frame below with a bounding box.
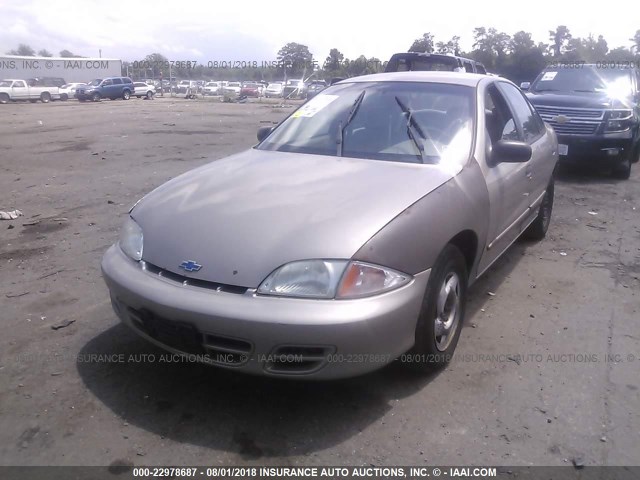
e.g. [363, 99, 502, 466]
[292, 95, 339, 118]
[541, 71, 558, 81]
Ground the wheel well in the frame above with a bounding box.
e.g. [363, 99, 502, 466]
[448, 230, 478, 274]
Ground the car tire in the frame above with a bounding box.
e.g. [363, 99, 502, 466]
[403, 244, 468, 371]
[40, 92, 51, 103]
[612, 157, 631, 180]
[523, 175, 555, 240]
[122, 90, 131, 100]
[0, 93, 9, 104]
[60, 93, 68, 101]
[91, 92, 101, 102]
[631, 144, 640, 164]
[146, 91, 153, 99]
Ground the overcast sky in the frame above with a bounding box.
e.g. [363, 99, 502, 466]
[1, 0, 638, 62]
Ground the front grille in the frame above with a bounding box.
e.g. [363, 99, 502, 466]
[549, 122, 599, 135]
[534, 105, 604, 120]
[143, 262, 248, 295]
[264, 345, 335, 374]
[128, 308, 206, 356]
[203, 334, 252, 366]
[126, 306, 252, 366]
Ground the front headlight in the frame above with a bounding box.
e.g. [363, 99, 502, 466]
[605, 110, 633, 132]
[257, 260, 410, 299]
[258, 260, 348, 298]
[119, 216, 143, 261]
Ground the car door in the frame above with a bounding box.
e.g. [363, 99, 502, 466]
[476, 82, 532, 274]
[100, 78, 113, 97]
[497, 81, 556, 230]
[12, 80, 28, 100]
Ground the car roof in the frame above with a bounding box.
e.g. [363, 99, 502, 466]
[342, 71, 487, 87]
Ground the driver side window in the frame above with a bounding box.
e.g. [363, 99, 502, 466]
[485, 85, 520, 145]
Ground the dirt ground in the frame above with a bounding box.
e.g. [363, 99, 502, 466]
[0, 96, 639, 468]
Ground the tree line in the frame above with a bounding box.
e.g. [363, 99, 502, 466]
[6, 25, 640, 84]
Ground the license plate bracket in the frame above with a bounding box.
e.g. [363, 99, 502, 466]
[558, 144, 569, 156]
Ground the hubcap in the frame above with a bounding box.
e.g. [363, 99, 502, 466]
[434, 272, 461, 351]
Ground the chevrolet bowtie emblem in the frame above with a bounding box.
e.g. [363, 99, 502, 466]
[179, 260, 202, 272]
[552, 114, 570, 124]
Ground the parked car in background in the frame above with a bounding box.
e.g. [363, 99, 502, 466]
[305, 80, 327, 99]
[0, 78, 62, 103]
[204, 82, 222, 95]
[523, 64, 640, 179]
[28, 77, 67, 88]
[385, 52, 487, 75]
[133, 82, 156, 99]
[223, 82, 241, 95]
[59, 82, 85, 100]
[283, 78, 306, 99]
[76, 77, 134, 102]
[102, 71, 558, 379]
[264, 82, 284, 98]
[240, 82, 261, 97]
[175, 80, 192, 94]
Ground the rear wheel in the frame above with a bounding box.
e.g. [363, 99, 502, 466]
[122, 89, 131, 100]
[403, 244, 468, 371]
[40, 92, 51, 103]
[523, 175, 555, 240]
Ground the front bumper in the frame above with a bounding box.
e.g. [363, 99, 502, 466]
[101, 245, 430, 379]
[557, 130, 634, 165]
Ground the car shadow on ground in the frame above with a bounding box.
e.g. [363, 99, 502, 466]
[555, 162, 633, 186]
[77, 239, 529, 459]
[77, 322, 437, 459]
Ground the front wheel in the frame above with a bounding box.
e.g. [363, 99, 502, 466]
[91, 92, 101, 102]
[146, 91, 153, 99]
[523, 175, 555, 240]
[612, 157, 631, 180]
[403, 244, 468, 371]
[0, 93, 9, 104]
[60, 93, 68, 101]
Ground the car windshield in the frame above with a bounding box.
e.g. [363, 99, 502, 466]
[531, 67, 633, 95]
[88, 79, 102, 86]
[258, 81, 474, 165]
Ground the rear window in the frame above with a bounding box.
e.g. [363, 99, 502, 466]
[113, 78, 123, 85]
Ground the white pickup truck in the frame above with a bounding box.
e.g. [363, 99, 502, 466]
[0, 79, 62, 104]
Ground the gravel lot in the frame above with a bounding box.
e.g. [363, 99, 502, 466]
[0, 97, 639, 468]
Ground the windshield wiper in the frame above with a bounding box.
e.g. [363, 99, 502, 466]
[336, 90, 366, 156]
[573, 89, 598, 93]
[394, 96, 428, 163]
[533, 88, 559, 92]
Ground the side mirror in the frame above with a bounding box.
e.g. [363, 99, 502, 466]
[520, 82, 531, 91]
[490, 140, 532, 165]
[257, 126, 273, 142]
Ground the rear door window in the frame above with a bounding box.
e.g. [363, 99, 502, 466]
[113, 78, 123, 85]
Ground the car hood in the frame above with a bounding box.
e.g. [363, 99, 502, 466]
[132, 149, 455, 287]
[526, 91, 632, 109]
